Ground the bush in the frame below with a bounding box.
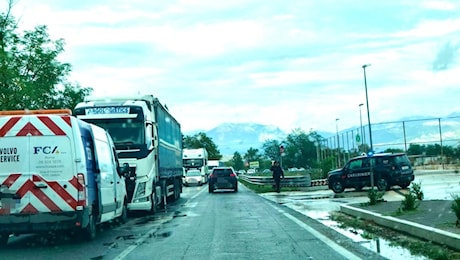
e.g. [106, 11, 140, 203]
[401, 192, 419, 211]
[400, 182, 423, 211]
[410, 182, 424, 201]
[367, 188, 385, 205]
[452, 194, 460, 227]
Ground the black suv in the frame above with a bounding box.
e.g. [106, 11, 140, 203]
[327, 153, 414, 193]
[208, 167, 238, 193]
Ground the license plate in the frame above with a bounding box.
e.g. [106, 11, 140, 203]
[402, 166, 409, 170]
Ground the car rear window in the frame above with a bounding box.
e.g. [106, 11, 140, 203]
[212, 168, 234, 176]
[394, 155, 410, 164]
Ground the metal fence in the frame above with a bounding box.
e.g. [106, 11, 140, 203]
[320, 116, 460, 168]
[239, 174, 329, 187]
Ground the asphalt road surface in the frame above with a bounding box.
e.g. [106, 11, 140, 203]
[112, 185, 384, 260]
[2, 172, 456, 259]
[0, 184, 384, 260]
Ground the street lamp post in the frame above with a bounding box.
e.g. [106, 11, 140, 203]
[359, 103, 364, 152]
[335, 118, 340, 168]
[362, 64, 374, 188]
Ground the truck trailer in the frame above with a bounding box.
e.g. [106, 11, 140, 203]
[74, 95, 183, 214]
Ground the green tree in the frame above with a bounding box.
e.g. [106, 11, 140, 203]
[261, 139, 282, 161]
[283, 128, 317, 169]
[0, 3, 91, 111]
[407, 143, 425, 156]
[229, 151, 244, 171]
[244, 147, 261, 165]
[183, 132, 222, 160]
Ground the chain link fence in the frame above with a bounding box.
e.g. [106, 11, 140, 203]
[320, 116, 460, 170]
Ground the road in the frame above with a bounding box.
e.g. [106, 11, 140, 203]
[0, 171, 456, 259]
[1, 185, 384, 260]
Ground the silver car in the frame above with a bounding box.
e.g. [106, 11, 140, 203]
[183, 169, 204, 186]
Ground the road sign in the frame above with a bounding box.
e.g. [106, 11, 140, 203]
[356, 134, 361, 144]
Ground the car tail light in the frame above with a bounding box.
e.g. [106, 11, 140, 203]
[209, 173, 214, 178]
[229, 173, 236, 177]
[76, 173, 87, 208]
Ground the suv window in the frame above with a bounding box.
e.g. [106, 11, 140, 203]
[349, 159, 363, 169]
[212, 168, 234, 176]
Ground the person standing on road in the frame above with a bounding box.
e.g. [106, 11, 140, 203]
[270, 161, 284, 193]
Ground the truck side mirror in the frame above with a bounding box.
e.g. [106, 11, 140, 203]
[119, 163, 130, 177]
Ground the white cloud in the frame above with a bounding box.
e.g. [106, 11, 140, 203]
[4, 0, 460, 135]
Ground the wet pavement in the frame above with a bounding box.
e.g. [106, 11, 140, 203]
[260, 187, 460, 259]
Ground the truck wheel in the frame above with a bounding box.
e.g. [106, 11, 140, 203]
[148, 194, 156, 215]
[0, 233, 9, 246]
[331, 181, 345, 193]
[174, 181, 181, 200]
[82, 215, 97, 241]
[377, 178, 390, 191]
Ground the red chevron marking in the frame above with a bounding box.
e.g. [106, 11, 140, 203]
[0, 117, 21, 137]
[1, 173, 21, 187]
[16, 122, 43, 136]
[38, 116, 67, 136]
[20, 203, 39, 214]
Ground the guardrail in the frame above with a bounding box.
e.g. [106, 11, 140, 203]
[239, 174, 328, 187]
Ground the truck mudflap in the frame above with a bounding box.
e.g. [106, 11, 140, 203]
[0, 208, 90, 235]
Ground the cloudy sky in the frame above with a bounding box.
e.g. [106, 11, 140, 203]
[4, 0, 460, 133]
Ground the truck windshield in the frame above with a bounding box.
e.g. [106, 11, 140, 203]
[88, 119, 145, 146]
[183, 159, 204, 168]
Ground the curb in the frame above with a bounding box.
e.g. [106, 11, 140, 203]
[340, 204, 460, 251]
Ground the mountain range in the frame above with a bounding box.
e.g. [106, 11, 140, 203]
[185, 114, 460, 157]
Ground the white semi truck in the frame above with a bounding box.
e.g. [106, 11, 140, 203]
[74, 95, 183, 214]
[183, 148, 209, 184]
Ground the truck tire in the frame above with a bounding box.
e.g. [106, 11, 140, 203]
[148, 194, 156, 215]
[174, 179, 181, 200]
[81, 215, 97, 241]
[0, 233, 9, 246]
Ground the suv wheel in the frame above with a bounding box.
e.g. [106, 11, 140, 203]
[331, 181, 345, 193]
[376, 178, 390, 191]
[399, 182, 410, 189]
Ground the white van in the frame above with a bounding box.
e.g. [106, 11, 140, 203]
[0, 109, 128, 245]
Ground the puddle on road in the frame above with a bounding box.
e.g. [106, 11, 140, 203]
[286, 203, 428, 260]
[260, 194, 429, 260]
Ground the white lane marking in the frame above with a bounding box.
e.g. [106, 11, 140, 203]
[269, 203, 361, 260]
[114, 186, 207, 259]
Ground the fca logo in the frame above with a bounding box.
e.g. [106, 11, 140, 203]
[33, 146, 59, 154]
